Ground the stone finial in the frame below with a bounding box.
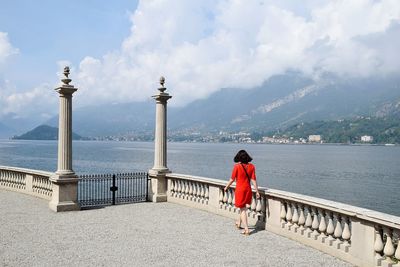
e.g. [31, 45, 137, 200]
[158, 76, 166, 93]
[61, 66, 72, 85]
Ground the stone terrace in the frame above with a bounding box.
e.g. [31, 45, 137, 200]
[0, 190, 351, 267]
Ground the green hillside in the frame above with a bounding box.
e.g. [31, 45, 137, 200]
[12, 125, 84, 140]
[269, 117, 400, 144]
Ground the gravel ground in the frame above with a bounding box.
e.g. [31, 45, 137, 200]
[0, 190, 352, 267]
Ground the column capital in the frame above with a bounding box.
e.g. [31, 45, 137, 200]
[152, 76, 172, 102]
[55, 85, 78, 95]
[55, 66, 78, 95]
[152, 92, 172, 102]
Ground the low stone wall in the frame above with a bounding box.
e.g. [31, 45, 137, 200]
[166, 173, 267, 228]
[0, 166, 53, 200]
[166, 173, 400, 267]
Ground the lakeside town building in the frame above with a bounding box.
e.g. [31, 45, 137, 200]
[361, 135, 374, 142]
[308, 134, 322, 142]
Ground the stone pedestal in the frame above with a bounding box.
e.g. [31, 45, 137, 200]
[49, 66, 80, 212]
[148, 77, 172, 202]
[148, 169, 169, 202]
[49, 174, 80, 212]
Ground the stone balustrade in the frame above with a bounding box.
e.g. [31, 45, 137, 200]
[0, 166, 53, 200]
[166, 173, 267, 227]
[166, 173, 400, 267]
[265, 189, 400, 267]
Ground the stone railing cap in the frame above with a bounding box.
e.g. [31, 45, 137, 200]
[0, 165, 53, 177]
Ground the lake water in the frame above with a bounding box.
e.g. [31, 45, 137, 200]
[1, 139, 399, 216]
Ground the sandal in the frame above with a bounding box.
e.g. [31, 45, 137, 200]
[241, 230, 250, 236]
[235, 221, 241, 229]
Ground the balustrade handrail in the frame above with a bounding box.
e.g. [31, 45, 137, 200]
[166, 172, 400, 230]
[265, 188, 400, 230]
[0, 165, 53, 177]
[165, 173, 268, 191]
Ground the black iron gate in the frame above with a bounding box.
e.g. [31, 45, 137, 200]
[78, 172, 148, 208]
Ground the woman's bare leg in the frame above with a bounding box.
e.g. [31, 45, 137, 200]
[236, 216, 242, 228]
[240, 208, 249, 234]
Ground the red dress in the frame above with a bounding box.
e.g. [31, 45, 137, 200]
[231, 163, 256, 208]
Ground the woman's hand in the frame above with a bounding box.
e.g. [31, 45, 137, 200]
[224, 186, 228, 192]
[256, 192, 260, 199]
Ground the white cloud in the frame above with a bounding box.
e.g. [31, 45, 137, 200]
[70, 0, 400, 107]
[0, 32, 18, 66]
[0, 80, 56, 121]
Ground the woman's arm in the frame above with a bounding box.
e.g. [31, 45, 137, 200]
[224, 178, 234, 191]
[251, 179, 260, 199]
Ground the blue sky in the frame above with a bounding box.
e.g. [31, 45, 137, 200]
[0, 0, 138, 88]
[1, 0, 399, 123]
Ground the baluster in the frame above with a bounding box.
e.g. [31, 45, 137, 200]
[286, 202, 293, 224]
[256, 197, 262, 214]
[280, 202, 287, 222]
[185, 181, 190, 197]
[261, 197, 266, 215]
[326, 211, 335, 242]
[176, 180, 181, 196]
[228, 189, 233, 206]
[311, 207, 320, 237]
[204, 185, 209, 200]
[180, 181, 185, 197]
[333, 213, 343, 240]
[292, 203, 299, 226]
[298, 205, 306, 231]
[219, 189, 223, 204]
[374, 226, 384, 255]
[305, 206, 313, 235]
[383, 228, 395, 257]
[223, 189, 228, 204]
[188, 182, 193, 198]
[180, 180, 185, 197]
[200, 184, 205, 199]
[395, 230, 400, 260]
[170, 180, 175, 195]
[341, 216, 351, 244]
[250, 195, 256, 212]
[39, 178, 43, 193]
[173, 180, 177, 196]
[193, 183, 198, 199]
[318, 209, 327, 238]
[172, 180, 177, 195]
[177, 180, 182, 197]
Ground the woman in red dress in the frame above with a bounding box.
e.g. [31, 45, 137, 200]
[224, 150, 260, 235]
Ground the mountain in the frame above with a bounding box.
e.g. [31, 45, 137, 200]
[32, 72, 400, 137]
[12, 125, 84, 140]
[170, 73, 400, 132]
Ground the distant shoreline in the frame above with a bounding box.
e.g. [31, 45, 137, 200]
[1, 138, 398, 146]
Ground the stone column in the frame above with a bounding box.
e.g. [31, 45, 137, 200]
[148, 77, 172, 202]
[49, 66, 80, 212]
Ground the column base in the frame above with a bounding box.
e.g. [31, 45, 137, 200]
[148, 168, 170, 203]
[49, 173, 80, 212]
[49, 200, 80, 212]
